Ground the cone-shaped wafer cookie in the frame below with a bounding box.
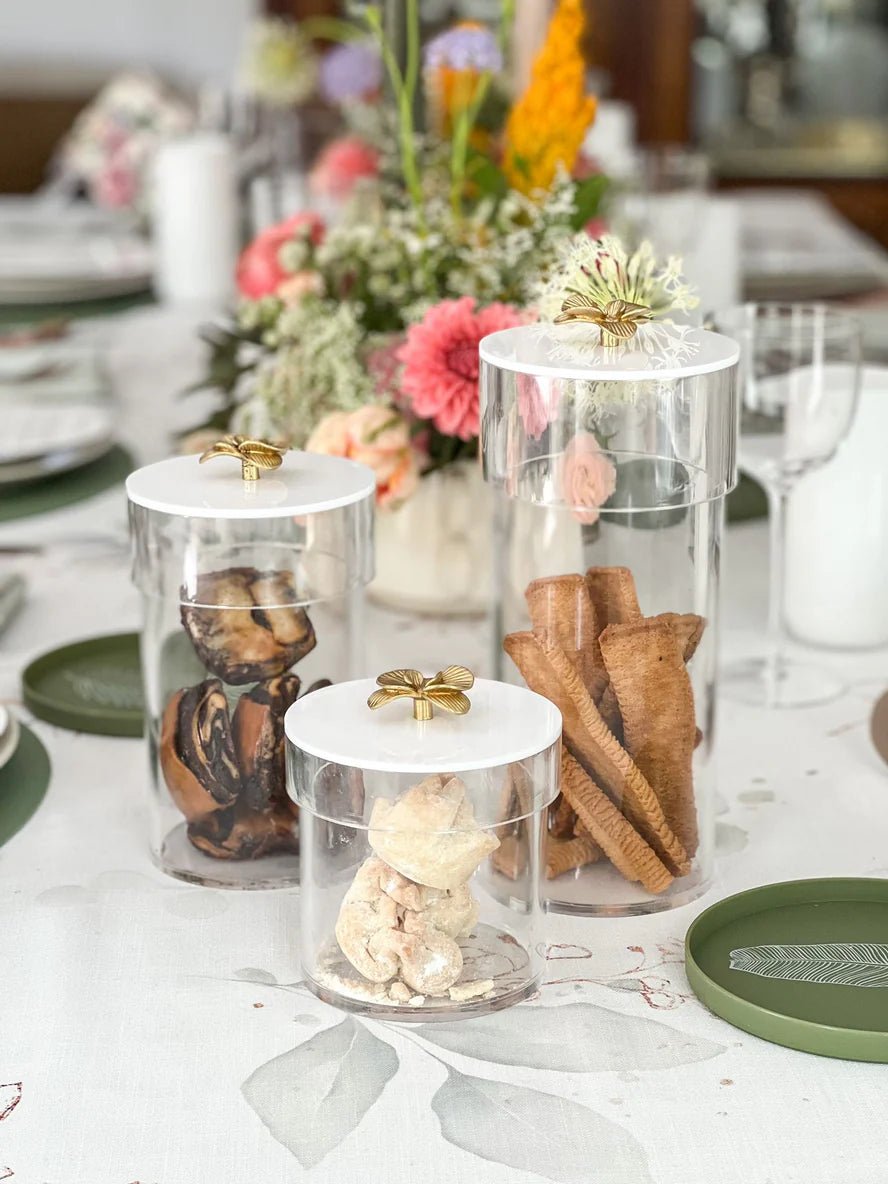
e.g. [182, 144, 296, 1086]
[599, 619, 698, 856]
[584, 567, 642, 628]
[546, 833, 601, 879]
[494, 762, 533, 840]
[548, 792, 577, 838]
[525, 575, 607, 700]
[583, 566, 643, 737]
[561, 753, 673, 893]
[492, 835, 527, 880]
[503, 630, 689, 876]
[651, 611, 706, 662]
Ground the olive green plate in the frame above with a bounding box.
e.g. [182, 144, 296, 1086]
[686, 878, 888, 1062]
[0, 723, 51, 846]
[23, 633, 144, 737]
[0, 445, 133, 523]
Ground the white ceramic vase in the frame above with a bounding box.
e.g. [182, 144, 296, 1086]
[370, 460, 491, 615]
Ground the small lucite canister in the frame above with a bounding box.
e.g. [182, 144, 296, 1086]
[480, 324, 739, 915]
[126, 446, 375, 888]
[285, 669, 561, 1019]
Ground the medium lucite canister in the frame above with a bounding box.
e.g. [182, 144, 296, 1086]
[127, 447, 375, 888]
[480, 324, 739, 915]
[285, 670, 561, 1019]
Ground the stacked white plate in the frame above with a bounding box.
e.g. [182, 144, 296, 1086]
[0, 707, 20, 773]
[0, 330, 116, 484]
[0, 197, 152, 304]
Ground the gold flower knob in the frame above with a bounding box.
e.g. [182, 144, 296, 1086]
[368, 665, 475, 722]
[555, 297, 653, 343]
[199, 435, 286, 482]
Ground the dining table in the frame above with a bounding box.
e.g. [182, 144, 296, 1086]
[0, 302, 886, 1184]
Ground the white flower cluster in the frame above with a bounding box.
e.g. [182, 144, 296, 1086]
[233, 175, 586, 440]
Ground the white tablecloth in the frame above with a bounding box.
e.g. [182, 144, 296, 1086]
[0, 308, 886, 1184]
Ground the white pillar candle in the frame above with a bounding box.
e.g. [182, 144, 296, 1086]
[784, 368, 888, 649]
[151, 133, 239, 308]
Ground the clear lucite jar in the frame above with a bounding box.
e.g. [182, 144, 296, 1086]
[285, 671, 561, 1019]
[480, 324, 739, 916]
[127, 448, 375, 888]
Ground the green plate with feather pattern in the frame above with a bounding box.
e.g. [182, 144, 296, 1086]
[686, 878, 888, 1062]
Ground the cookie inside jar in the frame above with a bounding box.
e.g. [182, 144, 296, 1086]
[157, 565, 338, 870]
[286, 675, 561, 1020]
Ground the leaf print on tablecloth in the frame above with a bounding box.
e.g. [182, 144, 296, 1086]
[415, 1002, 725, 1071]
[0, 1084, 21, 1123]
[730, 943, 888, 988]
[432, 1068, 653, 1184]
[242, 1016, 398, 1167]
[233, 967, 278, 985]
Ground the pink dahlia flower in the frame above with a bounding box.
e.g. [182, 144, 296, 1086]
[562, 433, 617, 525]
[236, 212, 325, 300]
[398, 297, 525, 442]
[309, 136, 379, 202]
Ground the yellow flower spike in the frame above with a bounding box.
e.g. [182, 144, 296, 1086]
[504, 0, 596, 195]
[368, 665, 475, 722]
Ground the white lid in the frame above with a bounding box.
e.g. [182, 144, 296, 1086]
[285, 677, 563, 773]
[479, 324, 739, 382]
[126, 451, 376, 519]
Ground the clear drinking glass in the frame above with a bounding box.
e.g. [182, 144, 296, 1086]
[611, 146, 710, 257]
[711, 303, 862, 708]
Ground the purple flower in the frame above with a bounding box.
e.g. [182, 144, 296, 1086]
[424, 25, 503, 73]
[319, 42, 382, 104]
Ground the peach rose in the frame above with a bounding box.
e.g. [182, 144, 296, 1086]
[306, 406, 421, 509]
[236, 212, 325, 300]
[277, 270, 323, 306]
[562, 433, 617, 525]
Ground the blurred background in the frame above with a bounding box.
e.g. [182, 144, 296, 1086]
[1, 0, 885, 244]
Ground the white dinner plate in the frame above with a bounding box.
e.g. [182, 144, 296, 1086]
[0, 200, 152, 304]
[0, 708, 20, 773]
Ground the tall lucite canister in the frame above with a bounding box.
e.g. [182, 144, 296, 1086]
[127, 446, 375, 887]
[286, 668, 561, 1019]
[480, 324, 739, 915]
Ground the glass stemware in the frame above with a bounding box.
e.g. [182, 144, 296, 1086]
[611, 145, 710, 258]
[712, 303, 862, 708]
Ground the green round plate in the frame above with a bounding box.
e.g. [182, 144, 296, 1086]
[686, 878, 888, 1062]
[22, 632, 143, 737]
[0, 723, 51, 846]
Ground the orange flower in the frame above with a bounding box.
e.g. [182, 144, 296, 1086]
[504, 0, 596, 195]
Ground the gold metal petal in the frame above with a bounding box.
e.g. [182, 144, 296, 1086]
[367, 687, 407, 710]
[199, 441, 242, 464]
[238, 440, 286, 469]
[600, 319, 641, 340]
[430, 665, 475, 690]
[376, 668, 425, 690]
[427, 689, 471, 715]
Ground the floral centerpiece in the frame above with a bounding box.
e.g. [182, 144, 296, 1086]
[189, 0, 605, 610]
[50, 72, 193, 213]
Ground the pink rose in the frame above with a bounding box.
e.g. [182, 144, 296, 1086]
[236, 212, 325, 300]
[92, 160, 138, 209]
[306, 406, 421, 509]
[309, 136, 379, 201]
[562, 433, 617, 525]
[517, 372, 562, 440]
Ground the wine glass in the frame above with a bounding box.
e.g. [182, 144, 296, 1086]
[711, 303, 862, 708]
[611, 146, 710, 258]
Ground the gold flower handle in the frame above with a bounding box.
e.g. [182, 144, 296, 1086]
[199, 435, 286, 482]
[367, 665, 475, 722]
